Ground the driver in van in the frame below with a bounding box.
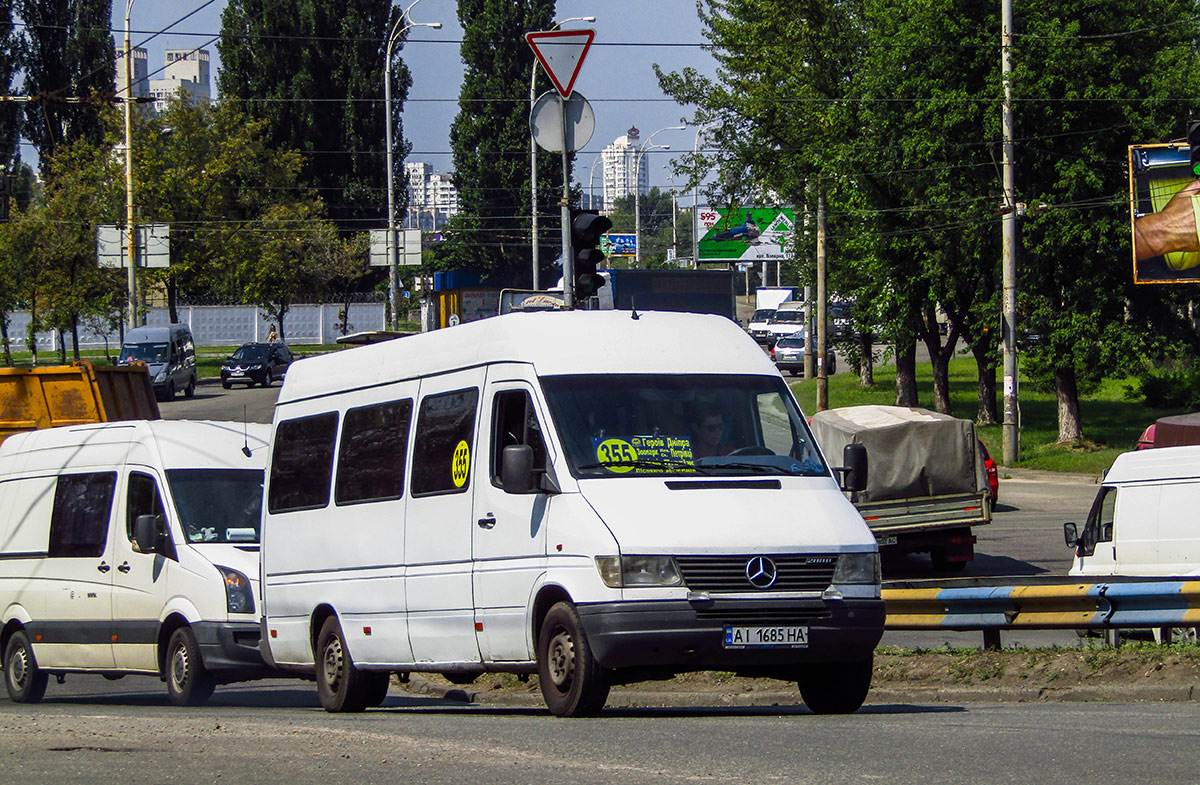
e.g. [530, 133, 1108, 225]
[689, 402, 732, 459]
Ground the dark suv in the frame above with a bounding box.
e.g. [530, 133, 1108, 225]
[220, 342, 295, 389]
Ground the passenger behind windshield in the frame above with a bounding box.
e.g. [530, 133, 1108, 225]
[541, 374, 828, 478]
[121, 342, 170, 364]
[166, 469, 264, 543]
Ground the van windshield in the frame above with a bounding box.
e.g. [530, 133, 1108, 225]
[121, 342, 169, 363]
[770, 310, 805, 324]
[541, 374, 829, 478]
[166, 468, 264, 543]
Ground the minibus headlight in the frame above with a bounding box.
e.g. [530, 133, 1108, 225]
[832, 552, 881, 585]
[216, 566, 255, 615]
[154, 369, 167, 383]
[594, 555, 683, 588]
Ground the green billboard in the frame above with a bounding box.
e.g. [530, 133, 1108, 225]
[697, 207, 795, 263]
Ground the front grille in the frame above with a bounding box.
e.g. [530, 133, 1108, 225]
[676, 554, 837, 593]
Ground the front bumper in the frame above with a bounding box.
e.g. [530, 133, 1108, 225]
[577, 597, 884, 671]
[221, 369, 265, 385]
[193, 621, 272, 680]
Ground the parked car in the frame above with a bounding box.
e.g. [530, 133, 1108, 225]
[220, 342, 295, 389]
[1134, 423, 1156, 450]
[748, 308, 777, 343]
[771, 332, 836, 376]
[978, 440, 999, 509]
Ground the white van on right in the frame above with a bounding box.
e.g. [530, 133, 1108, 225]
[1065, 445, 1200, 576]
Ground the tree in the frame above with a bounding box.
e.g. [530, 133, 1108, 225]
[441, 0, 555, 286]
[218, 0, 410, 232]
[18, 0, 115, 168]
[604, 188, 691, 267]
[0, 0, 19, 172]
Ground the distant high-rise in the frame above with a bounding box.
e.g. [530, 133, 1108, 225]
[113, 43, 211, 113]
[601, 126, 647, 210]
[113, 45, 149, 100]
[405, 162, 460, 230]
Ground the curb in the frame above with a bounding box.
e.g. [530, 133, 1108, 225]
[398, 674, 1200, 708]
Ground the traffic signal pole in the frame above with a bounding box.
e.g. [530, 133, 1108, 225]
[560, 95, 574, 309]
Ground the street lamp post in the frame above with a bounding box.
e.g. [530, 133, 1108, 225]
[124, 0, 137, 329]
[530, 15, 594, 290]
[634, 125, 683, 265]
[385, 1, 440, 331]
[588, 154, 602, 211]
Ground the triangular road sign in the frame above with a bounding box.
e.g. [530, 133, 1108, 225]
[526, 29, 594, 99]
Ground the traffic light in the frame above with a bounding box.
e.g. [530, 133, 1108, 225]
[571, 209, 613, 301]
[1189, 120, 1200, 176]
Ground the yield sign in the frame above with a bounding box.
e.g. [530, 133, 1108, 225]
[526, 29, 594, 99]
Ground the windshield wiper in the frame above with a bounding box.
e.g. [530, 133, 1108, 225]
[577, 459, 716, 475]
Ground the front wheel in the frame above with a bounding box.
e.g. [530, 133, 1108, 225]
[536, 602, 609, 717]
[797, 657, 873, 714]
[184, 376, 196, 398]
[262, 371, 273, 388]
[166, 626, 215, 706]
[4, 630, 48, 703]
[316, 616, 379, 712]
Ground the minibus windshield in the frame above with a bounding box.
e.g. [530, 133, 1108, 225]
[541, 374, 829, 478]
[121, 342, 169, 364]
[166, 468, 265, 543]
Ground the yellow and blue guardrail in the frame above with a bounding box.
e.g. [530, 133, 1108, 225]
[882, 578, 1200, 642]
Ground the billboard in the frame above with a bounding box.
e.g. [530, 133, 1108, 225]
[600, 232, 636, 257]
[697, 207, 795, 264]
[1129, 144, 1200, 283]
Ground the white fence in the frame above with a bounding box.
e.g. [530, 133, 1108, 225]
[5, 303, 387, 351]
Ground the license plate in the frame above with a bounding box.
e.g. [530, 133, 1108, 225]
[878, 536, 898, 546]
[724, 625, 808, 648]
[230, 371, 244, 377]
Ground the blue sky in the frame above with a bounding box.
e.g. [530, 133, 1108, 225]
[112, 0, 718, 197]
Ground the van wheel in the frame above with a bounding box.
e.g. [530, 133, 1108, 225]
[536, 602, 609, 717]
[184, 376, 196, 398]
[164, 381, 176, 401]
[263, 371, 273, 388]
[4, 630, 48, 703]
[797, 657, 873, 714]
[166, 627, 215, 706]
[316, 616, 377, 712]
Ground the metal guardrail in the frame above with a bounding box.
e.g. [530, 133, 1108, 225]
[882, 577, 1200, 648]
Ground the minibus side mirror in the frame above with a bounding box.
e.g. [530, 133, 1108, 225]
[838, 443, 868, 493]
[134, 514, 159, 554]
[1063, 522, 1079, 549]
[502, 445, 536, 494]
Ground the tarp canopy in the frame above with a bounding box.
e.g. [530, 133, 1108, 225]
[810, 405, 985, 503]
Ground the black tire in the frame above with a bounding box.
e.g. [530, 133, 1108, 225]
[4, 630, 48, 703]
[222, 381, 232, 390]
[536, 602, 609, 717]
[184, 376, 196, 398]
[797, 657, 873, 714]
[262, 371, 273, 388]
[166, 626, 215, 706]
[316, 616, 377, 712]
[931, 548, 969, 572]
[166, 381, 176, 400]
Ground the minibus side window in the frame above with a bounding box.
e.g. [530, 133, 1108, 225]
[269, 412, 338, 513]
[411, 388, 479, 497]
[126, 472, 175, 559]
[336, 398, 413, 505]
[49, 472, 117, 558]
[490, 390, 548, 487]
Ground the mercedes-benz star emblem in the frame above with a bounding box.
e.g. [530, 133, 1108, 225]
[745, 556, 778, 589]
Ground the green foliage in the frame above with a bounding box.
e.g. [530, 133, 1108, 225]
[604, 189, 692, 267]
[17, 0, 115, 167]
[218, 0, 408, 231]
[442, 0, 554, 286]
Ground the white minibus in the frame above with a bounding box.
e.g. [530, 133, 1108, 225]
[261, 310, 883, 716]
[0, 420, 270, 705]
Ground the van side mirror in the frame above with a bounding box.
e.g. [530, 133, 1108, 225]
[134, 514, 159, 554]
[839, 443, 868, 493]
[1063, 522, 1079, 549]
[502, 445, 536, 494]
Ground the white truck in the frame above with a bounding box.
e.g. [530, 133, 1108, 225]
[809, 405, 992, 571]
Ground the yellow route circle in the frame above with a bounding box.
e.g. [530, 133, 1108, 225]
[595, 438, 637, 473]
[451, 440, 471, 487]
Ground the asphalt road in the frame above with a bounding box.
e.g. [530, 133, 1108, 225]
[1, 679, 1197, 785]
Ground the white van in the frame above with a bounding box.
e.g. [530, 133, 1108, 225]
[1065, 445, 1200, 576]
[0, 420, 271, 705]
[117, 324, 198, 401]
[261, 310, 882, 717]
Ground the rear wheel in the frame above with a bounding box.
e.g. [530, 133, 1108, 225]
[4, 630, 48, 703]
[316, 616, 378, 712]
[536, 602, 609, 717]
[184, 376, 196, 398]
[166, 626, 215, 706]
[797, 657, 873, 714]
